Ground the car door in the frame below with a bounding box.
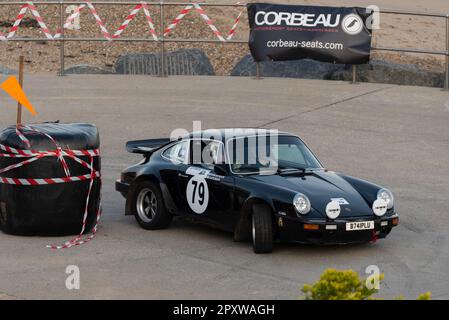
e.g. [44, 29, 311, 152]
[177, 139, 237, 230]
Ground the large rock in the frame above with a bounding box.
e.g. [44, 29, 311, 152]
[115, 49, 215, 76]
[64, 64, 115, 74]
[330, 60, 444, 88]
[231, 55, 445, 88]
[230, 54, 345, 79]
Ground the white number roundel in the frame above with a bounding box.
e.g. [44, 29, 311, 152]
[186, 175, 209, 214]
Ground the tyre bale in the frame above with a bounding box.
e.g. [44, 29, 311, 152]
[0, 123, 101, 236]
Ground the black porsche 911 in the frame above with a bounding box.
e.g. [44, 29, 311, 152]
[116, 129, 398, 253]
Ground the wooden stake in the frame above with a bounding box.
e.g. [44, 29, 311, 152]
[16, 55, 24, 125]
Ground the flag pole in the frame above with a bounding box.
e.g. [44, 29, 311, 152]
[16, 55, 24, 125]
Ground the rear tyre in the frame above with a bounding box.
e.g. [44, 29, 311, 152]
[133, 180, 172, 230]
[251, 203, 273, 254]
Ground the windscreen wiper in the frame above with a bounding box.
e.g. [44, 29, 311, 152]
[277, 167, 308, 174]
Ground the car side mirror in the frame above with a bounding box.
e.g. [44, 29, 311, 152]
[214, 164, 228, 176]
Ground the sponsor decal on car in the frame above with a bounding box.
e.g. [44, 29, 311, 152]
[185, 166, 224, 181]
[186, 166, 210, 176]
[331, 197, 349, 205]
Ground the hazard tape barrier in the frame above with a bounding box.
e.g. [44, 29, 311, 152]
[0, 125, 102, 250]
[0, 1, 243, 42]
[163, 4, 193, 37]
[0, 1, 158, 41]
[61, 2, 159, 41]
[163, 3, 244, 41]
[227, 8, 243, 41]
[194, 3, 225, 42]
[0, 2, 56, 41]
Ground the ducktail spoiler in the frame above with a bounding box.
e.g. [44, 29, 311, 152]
[126, 138, 172, 154]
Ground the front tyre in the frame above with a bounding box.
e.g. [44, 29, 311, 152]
[251, 204, 273, 253]
[133, 180, 172, 230]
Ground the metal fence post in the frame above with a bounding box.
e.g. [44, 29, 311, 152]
[254, 62, 262, 80]
[58, 1, 65, 76]
[351, 65, 357, 84]
[159, 0, 167, 77]
[445, 14, 449, 90]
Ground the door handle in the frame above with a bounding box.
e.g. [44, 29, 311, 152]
[178, 173, 188, 178]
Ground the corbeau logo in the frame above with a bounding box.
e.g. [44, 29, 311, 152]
[255, 11, 341, 28]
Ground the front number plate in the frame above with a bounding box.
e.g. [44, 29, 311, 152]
[346, 221, 374, 231]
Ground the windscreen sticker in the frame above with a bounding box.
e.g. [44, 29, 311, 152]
[331, 198, 349, 205]
[186, 175, 209, 214]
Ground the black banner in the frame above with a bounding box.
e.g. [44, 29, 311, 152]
[1, 300, 446, 318]
[247, 3, 373, 64]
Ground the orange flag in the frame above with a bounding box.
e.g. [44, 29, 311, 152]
[1, 76, 37, 116]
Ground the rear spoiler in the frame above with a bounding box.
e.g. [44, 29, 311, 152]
[126, 138, 172, 155]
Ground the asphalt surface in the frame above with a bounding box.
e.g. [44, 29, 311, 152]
[0, 75, 448, 299]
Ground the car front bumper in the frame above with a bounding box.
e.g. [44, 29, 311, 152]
[277, 214, 398, 245]
[115, 180, 130, 198]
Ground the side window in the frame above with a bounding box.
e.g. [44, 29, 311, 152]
[162, 141, 189, 163]
[189, 140, 224, 169]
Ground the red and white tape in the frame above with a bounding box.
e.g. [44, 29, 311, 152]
[0, 125, 102, 250]
[0, 1, 242, 42]
[86, 1, 112, 40]
[64, 2, 159, 41]
[163, 3, 244, 42]
[0, 4, 28, 40]
[1, 1, 159, 41]
[140, 2, 159, 40]
[0, 2, 55, 41]
[193, 3, 225, 42]
[112, 2, 158, 40]
[163, 4, 194, 37]
[47, 155, 102, 250]
[226, 8, 243, 41]
[25, 2, 55, 40]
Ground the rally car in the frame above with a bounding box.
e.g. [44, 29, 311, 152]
[116, 129, 398, 253]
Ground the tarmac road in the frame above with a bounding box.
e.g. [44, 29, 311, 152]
[0, 75, 448, 299]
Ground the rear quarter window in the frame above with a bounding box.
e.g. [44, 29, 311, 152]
[162, 141, 189, 163]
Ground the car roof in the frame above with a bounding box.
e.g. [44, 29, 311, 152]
[183, 128, 294, 143]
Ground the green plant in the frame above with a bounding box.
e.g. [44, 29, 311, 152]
[416, 292, 432, 300]
[302, 268, 382, 300]
[301, 268, 431, 300]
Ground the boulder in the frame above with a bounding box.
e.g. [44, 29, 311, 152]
[115, 49, 215, 76]
[230, 54, 345, 80]
[330, 60, 444, 88]
[231, 55, 445, 88]
[64, 64, 115, 74]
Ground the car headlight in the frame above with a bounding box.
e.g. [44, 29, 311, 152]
[372, 199, 388, 217]
[293, 193, 311, 215]
[377, 188, 394, 209]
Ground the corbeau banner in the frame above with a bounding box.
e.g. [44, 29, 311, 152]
[247, 3, 373, 64]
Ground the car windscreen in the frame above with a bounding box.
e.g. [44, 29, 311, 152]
[227, 135, 322, 174]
